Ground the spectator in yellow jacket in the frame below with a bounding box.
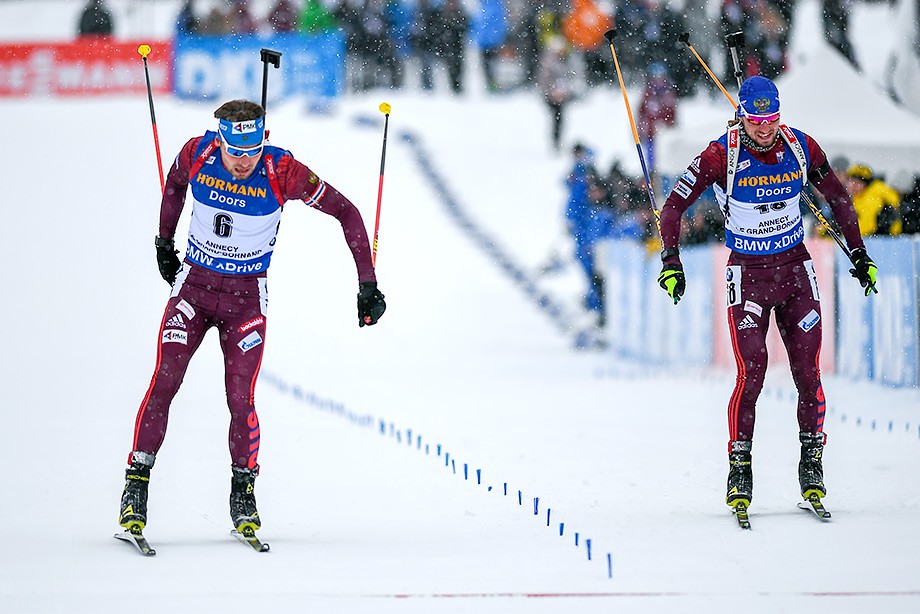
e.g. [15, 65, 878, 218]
[844, 164, 902, 236]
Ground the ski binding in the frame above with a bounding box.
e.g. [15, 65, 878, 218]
[798, 493, 832, 520]
[232, 528, 270, 552]
[114, 527, 157, 556]
[732, 502, 752, 530]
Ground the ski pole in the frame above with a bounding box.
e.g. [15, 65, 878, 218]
[719, 31, 855, 264]
[259, 48, 283, 114]
[725, 31, 747, 90]
[602, 29, 662, 236]
[137, 44, 165, 193]
[371, 102, 391, 268]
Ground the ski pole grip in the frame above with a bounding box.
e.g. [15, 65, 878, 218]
[260, 48, 282, 68]
[726, 31, 745, 49]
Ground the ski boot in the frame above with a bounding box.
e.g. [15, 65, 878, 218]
[230, 466, 261, 535]
[726, 440, 753, 509]
[119, 451, 155, 532]
[799, 431, 827, 500]
[592, 274, 607, 329]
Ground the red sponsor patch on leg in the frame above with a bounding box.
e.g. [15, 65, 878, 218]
[239, 316, 265, 333]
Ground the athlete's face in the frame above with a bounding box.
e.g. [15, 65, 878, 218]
[741, 115, 780, 148]
[219, 142, 262, 180]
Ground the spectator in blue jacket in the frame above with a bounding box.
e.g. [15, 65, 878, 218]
[566, 143, 612, 327]
[471, 0, 508, 91]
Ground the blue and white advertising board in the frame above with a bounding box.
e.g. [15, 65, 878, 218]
[173, 33, 345, 103]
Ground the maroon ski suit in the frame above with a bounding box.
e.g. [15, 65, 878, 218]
[130, 136, 376, 470]
[659, 126, 864, 446]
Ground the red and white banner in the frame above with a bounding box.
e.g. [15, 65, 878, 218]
[0, 38, 172, 97]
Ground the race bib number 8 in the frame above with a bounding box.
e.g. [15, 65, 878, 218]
[726, 265, 742, 307]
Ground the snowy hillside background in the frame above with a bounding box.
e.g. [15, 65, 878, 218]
[1, 1, 919, 613]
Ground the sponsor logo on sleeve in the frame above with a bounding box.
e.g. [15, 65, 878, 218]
[799, 309, 820, 332]
[162, 330, 188, 345]
[673, 181, 692, 199]
[239, 316, 265, 333]
[680, 170, 697, 186]
[238, 331, 263, 353]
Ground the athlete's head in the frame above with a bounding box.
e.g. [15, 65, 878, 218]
[214, 100, 265, 180]
[737, 76, 780, 148]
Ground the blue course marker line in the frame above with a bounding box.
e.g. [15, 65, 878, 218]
[263, 368, 614, 580]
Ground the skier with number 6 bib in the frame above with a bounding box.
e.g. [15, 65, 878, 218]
[118, 100, 386, 538]
[655, 76, 877, 515]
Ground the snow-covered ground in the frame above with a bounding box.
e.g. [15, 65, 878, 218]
[2, 2, 919, 613]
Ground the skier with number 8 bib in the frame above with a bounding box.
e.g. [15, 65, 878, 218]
[655, 76, 877, 515]
[118, 100, 386, 539]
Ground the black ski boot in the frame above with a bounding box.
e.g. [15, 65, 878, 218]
[799, 431, 827, 499]
[119, 451, 155, 531]
[726, 440, 753, 508]
[230, 466, 261, 534]
[592, 274, 607, 328]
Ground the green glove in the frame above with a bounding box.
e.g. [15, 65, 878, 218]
[848, 247, 878, 296]
[658, 263, 686, 304]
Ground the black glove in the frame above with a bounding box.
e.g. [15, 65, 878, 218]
[657, 248, 685, 304]
[155, 236, 181, 286]
[357, 281, 386, 327]
[848, 247, 878, 296]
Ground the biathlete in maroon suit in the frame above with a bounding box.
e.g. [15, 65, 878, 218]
[655, 77, 878, 513]
[119, 100, 387, 538]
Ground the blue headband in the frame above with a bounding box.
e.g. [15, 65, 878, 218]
[218, 117, 265, 148]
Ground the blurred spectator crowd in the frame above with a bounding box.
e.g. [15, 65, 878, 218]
[79, 0, 919, 244]
[147, 1, 863, 97]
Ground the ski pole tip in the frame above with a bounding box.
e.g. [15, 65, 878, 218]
[603, 29, 616, 43]
[679, 32, 691, 45]
[137, 44, 151, 58]
[378, 102, 391, 115]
